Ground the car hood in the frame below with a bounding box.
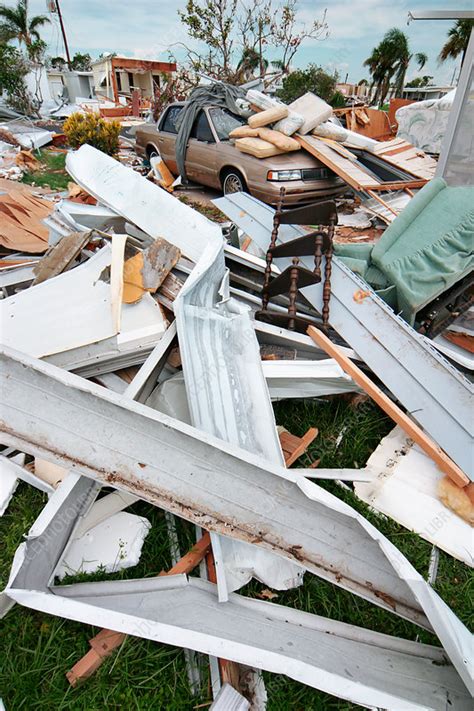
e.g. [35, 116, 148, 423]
[221, 140, 325, 169]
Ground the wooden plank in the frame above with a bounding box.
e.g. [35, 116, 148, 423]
[280, 427, 319, 467]
[298, 135, 428, 191]
[307, 326, 470, 488]
[367, 179, 427, 191]
[159, 532, 211, 576]
[374, 143, 437, 180]
[444, 331, 474, 354]
[123, 238, 181, 304]
[317, 138, 358, 161]
[374, 138, 408, 154]
[205, 545, 244, 693]
[32, 232, 92, 286]
[296, 135, 380, 191]
[366, 190, 399, 217]
[355, 108, 370, 126]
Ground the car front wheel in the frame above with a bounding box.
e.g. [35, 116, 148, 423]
[222, 169, 247, 196]
[146, 145, 159, 160]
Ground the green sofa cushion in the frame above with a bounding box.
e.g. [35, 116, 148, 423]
[371, 179, 474, 324]
[334, 177, 474, 325]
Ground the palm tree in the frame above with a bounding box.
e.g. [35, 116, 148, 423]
[236, 47, 268, 82]
[364, 28, 428, 105]
[364, 45, 385, 103]
[0, 0, 50, 49]
[394, 49, 427, 98]
[438, 19, 473, 68]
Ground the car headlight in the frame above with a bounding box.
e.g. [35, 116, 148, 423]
[267, 170, 302, 181]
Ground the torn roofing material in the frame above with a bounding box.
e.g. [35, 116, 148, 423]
[5, 473, 471, 711]
[214, 192, 474, 479]
[67, 141, 304, 593]
[0, 244, 167, 358]
[65, 144, 223, 263]
[1, 346, 473, 694]
[0, 189, 52, 253]
[174, 237, 304, 594]
[356, 427, 473, 567]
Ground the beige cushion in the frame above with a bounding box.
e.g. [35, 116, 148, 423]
[287, 92, 332, 134]
[257, 128, 300, 152]
[248, 105, 289, 128]
[235, 137, 286, 158]
[229, 126, 260, 138]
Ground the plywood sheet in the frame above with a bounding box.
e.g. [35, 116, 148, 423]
[0, 190, 52, 253]
[374, 139, 437, 180]
[297, 135, 381, 191]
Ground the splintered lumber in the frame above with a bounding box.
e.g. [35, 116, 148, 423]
[32, 231, 92, 285]
[355, 108, 370, 126]
[0, 190, 52, 253]
[438, 477, 474, 525]
[66, 533, 211, 686]
[297, 134, 428, 192]
[307, 326, 470, 488]
[123, 237, 181, 303]
[279, 427, 319, 466]
[373, 139, 437, 180]
[296, 135, 381, 191]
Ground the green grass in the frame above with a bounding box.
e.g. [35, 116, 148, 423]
[0, 397, 471, 709]
[21, 149, 70, 191]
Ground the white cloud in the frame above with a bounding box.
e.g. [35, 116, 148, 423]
[10, 0, 470, 85]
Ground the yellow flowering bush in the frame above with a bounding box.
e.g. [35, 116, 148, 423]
[64, 112, 120, 156]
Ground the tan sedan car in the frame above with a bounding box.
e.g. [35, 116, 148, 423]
[135, 102, 345, 206]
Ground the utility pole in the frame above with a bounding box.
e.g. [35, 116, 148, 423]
[55, 0, 72, 69]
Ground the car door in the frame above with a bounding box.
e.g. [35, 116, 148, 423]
[156, 105, 183, 173]
[185, 110, 218, 186]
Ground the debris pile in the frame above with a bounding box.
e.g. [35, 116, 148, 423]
[0, 86, 472, 710]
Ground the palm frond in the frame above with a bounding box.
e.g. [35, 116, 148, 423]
[438, 19, 473, 63]
[415, 52, 428, 70]
[29, 14, 50, 31]
[0, 5, 23, 24]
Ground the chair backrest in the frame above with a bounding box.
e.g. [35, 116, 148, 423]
[279, 200, 338, 227]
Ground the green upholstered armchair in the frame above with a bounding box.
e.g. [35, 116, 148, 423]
[335, 177, 474, 325]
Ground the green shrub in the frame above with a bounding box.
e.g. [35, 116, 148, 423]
[277, 64, 338, 104]
[64, 112, 120, 156]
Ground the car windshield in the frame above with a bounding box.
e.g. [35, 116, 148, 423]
[208, 107, 245, 140]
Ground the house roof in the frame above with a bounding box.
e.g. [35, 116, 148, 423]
[91, 55, 176, 72]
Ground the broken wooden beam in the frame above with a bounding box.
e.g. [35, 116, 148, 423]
[279, 427, 318, 467]
[307, 326, 469, 488]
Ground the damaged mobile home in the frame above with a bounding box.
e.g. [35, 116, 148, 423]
[0, 14, 473, 710]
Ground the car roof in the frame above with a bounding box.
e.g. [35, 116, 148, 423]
[167, 102, 234, 111]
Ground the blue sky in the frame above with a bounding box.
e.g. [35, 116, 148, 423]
[20, 1, 473, 85]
